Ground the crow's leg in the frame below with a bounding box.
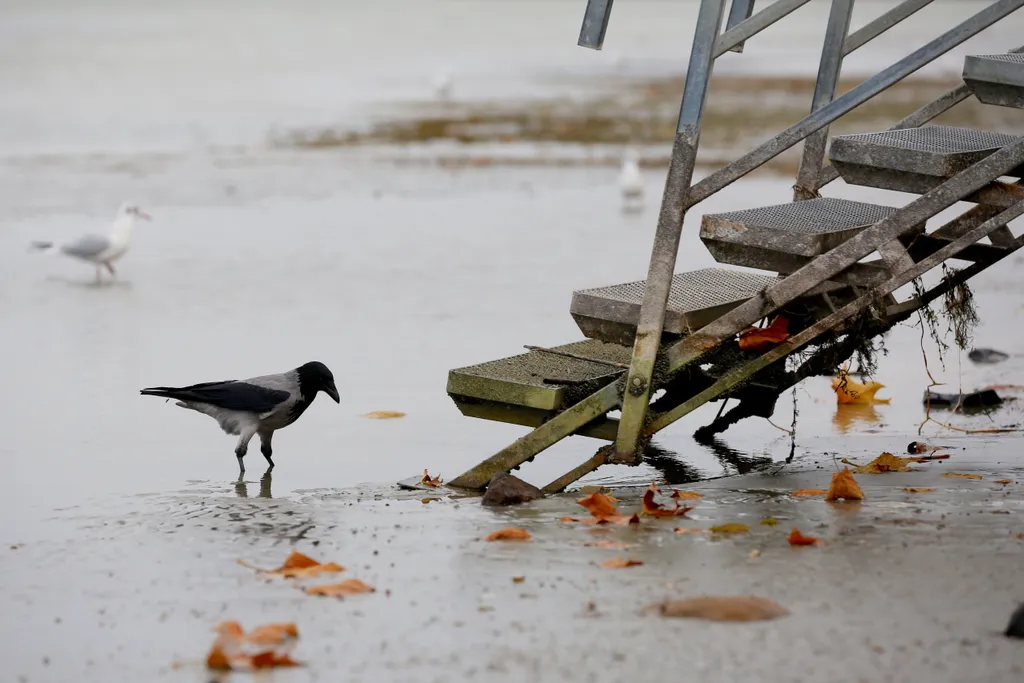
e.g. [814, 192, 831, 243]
[235, 427, 257, 475]
[258, 429, 275, 470]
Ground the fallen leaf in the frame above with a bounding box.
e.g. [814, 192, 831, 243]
[831, 367, 890, 405]
[362, 410, 406, 419]
[826, 467, 864, 501]
[670, 490, 704, 500]
[244, 623, 298, 646]
[420, 469, 443, 487]
[421, 497, 440, 504]
[559, 516, 579, 523]
[709, 523, 750, 534]
[673, 527, 703, 535]
[206, 644, 233, 671]
[792, 488, 827, 497]
[787, 528, 820, 546]
[484, 527, 532, 542]
[652, 596, 789, 622]
[575, 492, 641, 525]
[995, 479, 1012, 485]
[760, 517, 778, 526]
[749, 549, 761, 558]
[1014, 533, 1024, 540]
[584, 539, 634, 549]
[599, 556, 643, 568]
[251, 652, 301, 669]
[738, 315, 790, 351]
[512, 576, 525, 583]
[238, 550, 345, 579]
[303, 578, 376, 598]
[641, 483, 695, 518]
[206, 621, 303, 671]
[943, 472, 983, 480]
[848, 452, 917, 474]
[902, 487, 934, 493]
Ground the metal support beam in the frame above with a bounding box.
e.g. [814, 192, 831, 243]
[648, 198, 1024, 434]
[614, 0, 727, 462]
[843, 0, 935, 55]
[664, 137, 1024, 374]
[713, 0, 813, 57]
[793, 0, 855, 200]
[688, 0, 1024, 210]
[724, 0, 756, 53]
[542, 450, 610, 494]
[578, 0, 615, 50]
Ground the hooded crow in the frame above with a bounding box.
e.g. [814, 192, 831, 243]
[141, 361, 340, 473]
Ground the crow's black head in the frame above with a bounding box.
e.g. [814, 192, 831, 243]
[297, 361, 340, 403]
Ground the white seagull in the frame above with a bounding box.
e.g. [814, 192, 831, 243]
[30, 202, 151, 283]
[433, 69, 454, 101]
[619, 149, 644, 209]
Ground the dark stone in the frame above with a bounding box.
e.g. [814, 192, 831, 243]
[1005, 603, 1024, 639]
[481, 472, 544, 507]
[968, 348, 1010, 364]
[923, 389, 1002, 410]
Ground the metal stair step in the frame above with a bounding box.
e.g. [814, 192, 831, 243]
[963, 52, 1024, 109]
[698, 197, 910, 281]
[446, 339, 630, 412]
[828, 125, 1023, 194]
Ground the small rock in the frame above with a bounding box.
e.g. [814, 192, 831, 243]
[481, 472, 544, 506]
[1006, 603, 1024, 639]
[968, 348, 1010, 364]
[924, 389, 1002, 410]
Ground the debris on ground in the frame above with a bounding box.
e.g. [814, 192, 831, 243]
[481, 472, 545, 506]
[738, 315, 790, 351]
[303, 578, 376, 599]
[670, 490, 703, 500]
[902, 487, 935, 493]
[788, 529, 820, 546]
[924, 388, 1002, 410]
[649, 596, 790, 622]
[484, 527, 532, 542]
[1005, 603, 1024, 639]
[641, 483, 695, 517]
[206, 621, 302, 671]
[826, 468, 864, 501]
[361, 410, 407, 419]
[943, 472, 983, 480]
[907, 441, 957, 454]
[832, 367, 890, 405]
[709, 523, 750, 534]
[791, 488, 827, 497]
[968, 348, 1010, 364]
[599, 557, 644, 569]
[238, 550, 344, 579]
[566, 492, 640, 526]
[842, 451, 950, 474]
[420, 470, 444, 487]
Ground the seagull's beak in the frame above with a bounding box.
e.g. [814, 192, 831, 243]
[324, 382, 340, 404]
[137, 210, 152, 221]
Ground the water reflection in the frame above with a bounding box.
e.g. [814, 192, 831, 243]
[693, 433, 775, 475]
[234, 470, 274, 499]
[833, 403, 884, 433]
[642, 437, 775, 485]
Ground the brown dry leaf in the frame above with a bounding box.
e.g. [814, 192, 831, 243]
[238, 550, 345, 579]
[512, 576, 525, 583]
[673, 527, 703, 534]
[903, 487, 934, 493]
[792, 488, 828, 497]
[206, 644, 233, 671]
[576, 492, 641, 525]
[787, 528, 820, 546]
[244, 623, 298, 646]
[206, 621, 303, 671]
[1014, 533, 1024, 540]
[850, 452, 917, 474]
[831, 367, 890, 405]
[584, 539, 633, 550]
[943, 472, 983, 480]
[709, 523, 750, 534]
[760, 517, 778, 526]
[420, 469, 443, 487]
[599, 556, 643, 568]
[303, 578, 376, 598]
[484, 527, 532, 542]
[653, 595, 789, 622]
[738, 315, 790, 351]
[826, 467, 864, 501]
[361, 410, 406, 419]
[995, 479, 1012, 485]
[251, 652, 301, 669]
[670, 490, 704, 500]
[559, 516, 580, 523]
[641, 483, 695, 518]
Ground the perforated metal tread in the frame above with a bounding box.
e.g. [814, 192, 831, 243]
[829, 125, 1021, 188]
[447, 339, 630, 411]
[963, 53, 1024, 109]
[705, 197, 896, 234]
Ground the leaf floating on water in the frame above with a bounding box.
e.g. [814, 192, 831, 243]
[844, 451, 949, 474]
[238, 550, 345, 579]
[303, 578, 376, 598]
[420, 469, 443, 487]
[576, 492, 641, 525]
[903, 487, 934, 493]
[826, 468, 864, 501]
[512, 576, 525, 583]
[995, 479, 1012, 485]
[484, 527, 532, 542]
[943, 472, 983, 480]
[206, 621, 303, 671]
[792, 488, 827, 497]
[709, 523, 750, 534]
[831, 367, 890, 405]
[670, 490, 704, 500]
[651, 595, 789, 622]
[787, 528, 820, 546]
[760, 517, 778, 526]
[674, 527, 703, 535]
[641, 483, 695, 518]
[738, 315, 791, 351]
[599, 556, 643, 569]
[361, 410, 406, 419]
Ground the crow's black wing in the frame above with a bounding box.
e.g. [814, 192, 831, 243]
[140, 380, 291, 413]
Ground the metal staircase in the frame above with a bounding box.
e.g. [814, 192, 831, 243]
[443, 0, 1024, 492]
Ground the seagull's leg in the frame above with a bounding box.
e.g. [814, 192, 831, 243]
[105, 262, 116, 278]
[94, 265, 102, 284]
[258, 429, 275, 470]
[234, 427, 257, 475]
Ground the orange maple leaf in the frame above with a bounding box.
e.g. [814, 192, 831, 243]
[303, 578, 376, 598]
[244, 623, 299, 646]
[206, 621, 303, 671]
[738, 315, 791, 351]
[641, 483, 695, 518]
[421, 469, 443, 487]
[831, 366, 890, 405]
[826, 467, 864, 501]
[238, 550, 344, 579]
[484, 527, 532, 542]
[787, 528, 820, 546]
[599, 556, 643, 568]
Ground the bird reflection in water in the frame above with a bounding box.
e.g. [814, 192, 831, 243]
[833, 403, 883, 433]
[235, 469, 274, 499]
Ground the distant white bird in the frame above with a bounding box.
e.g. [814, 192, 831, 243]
[619, 150, 644, 208]
[433, 69, 453, 101]
[30, 202, 151, 283]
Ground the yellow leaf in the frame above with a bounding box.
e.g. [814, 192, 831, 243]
[943, 472, 982, 480]
[831, 367, 890, 405]
[826, 468, 864, 501]
[709, 523, 750, 534]
[484, 527, 532, 542]
[362, 410, 406, 419]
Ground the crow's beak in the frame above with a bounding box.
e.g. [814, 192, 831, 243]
[325, 382, 340, 404]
